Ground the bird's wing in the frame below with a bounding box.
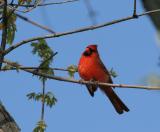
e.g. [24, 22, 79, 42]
[98, 57, 114, 84]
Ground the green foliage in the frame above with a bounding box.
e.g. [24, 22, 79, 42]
[27, 92, 42, 101]
[33, 120, 47, 132]
[31, 39, 56, 131]
[31, 39, 54, 81]
[7, 22, 16, 45]
[2, 64, 14, 71]
[2, 62, 20, 72]
[27, 92, 57, 108]
[0, 8, 17, 45]
[45, 92, 57, 108]
[31, 39, 53, 60]
[7, 9, 17, 45]
[109, 68, 118, 78]
[67, 65, 78, 78]
[18, 0, 32, 5]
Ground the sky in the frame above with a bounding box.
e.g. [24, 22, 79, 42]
[1, 0, 160, 131]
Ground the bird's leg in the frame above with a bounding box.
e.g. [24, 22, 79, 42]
[79, 79, 85, 86]
[87, 78, 99, 87]
[85, 78, 97, 97]
[89, 78, 95, 85]
[94, 81, 99, 88]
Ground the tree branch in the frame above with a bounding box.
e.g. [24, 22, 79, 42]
[4, 8, 160, 55]
[83, 0, 97, 25]
[0, 0, 8, 69]
[133, 0, 137, 17]
[1, 66, 69, 72]
[2, 59, 160, 90]
[16, 13, 55, 34]
[41, 79, 45, 121]
[9, 0, 79, 7]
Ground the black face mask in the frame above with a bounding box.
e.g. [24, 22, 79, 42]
[83, 47, 96, 56]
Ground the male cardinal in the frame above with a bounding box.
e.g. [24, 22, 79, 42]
[78, 45, 129, 114]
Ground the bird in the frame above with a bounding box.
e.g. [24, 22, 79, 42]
[78, 44, 129, 114]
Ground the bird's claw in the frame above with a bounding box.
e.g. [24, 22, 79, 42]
[79, 79, 99, 87]
[79, 79, 84, 85]
[93, 81, 99, 87]
[88, 79, 99, 87]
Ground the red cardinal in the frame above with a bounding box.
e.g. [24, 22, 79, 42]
[78, 45, 129, 114]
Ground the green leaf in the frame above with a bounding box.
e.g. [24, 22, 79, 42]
[44, 92, 57, 108]
[7, 23, 16, 45]
[33, 120, 47, 132]
[27, 91, 57, 107]
[31, 39, 53, 60]
[27, 92, 43, 101]
[8, 62, 20, 72]
[109, 68, 118, 78]
[18, 0, 32, 5]
[7, 9, 17, 45]
[31, 39, 55, 81]
[67, 65, 78, 78]
[26, 92, 36, 100]
[2, 64, 14, 71]
[0, 8, 17, 44]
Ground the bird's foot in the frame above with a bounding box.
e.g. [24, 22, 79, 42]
[79, 79, 85, 85]
[93, 80, 99, 87]
[88, 79, 99, 87]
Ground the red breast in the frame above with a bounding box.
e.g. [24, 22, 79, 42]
[78, 45, 107, 82]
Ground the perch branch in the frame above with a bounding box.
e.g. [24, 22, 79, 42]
[2, 59, 160, 90]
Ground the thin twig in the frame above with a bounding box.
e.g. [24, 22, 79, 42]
[10, 0, 42, 13]
[41, 79, 45, 121]
[138, 8, 160, 16]
[9, 0, 79, 7]
[83, 0, 97, 25]
[1, 66, 68, 72]
[16, 13, 55, 34]
[0, 3, 20, 21]
[4, 8, 160, 55]
[38, 52, 58, 69]
[2, 59, 160, 90]
[133, 0, 137, 17]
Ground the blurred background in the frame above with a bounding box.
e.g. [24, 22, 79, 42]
[1, 0, 160, 131]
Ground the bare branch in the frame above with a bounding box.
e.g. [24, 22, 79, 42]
[2, 59, 160, 90]
[133, 0, 137, 17]
[9, 0, 79, 7]
[4, 8, 160, 55]
[12, 0, 42, 13]
[83, 0, 97, 25]
[41, 80, 45, 121]
[138, 8, 160, 17]
[16, 13, 55, 34]
[1, 66, 69, 72]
